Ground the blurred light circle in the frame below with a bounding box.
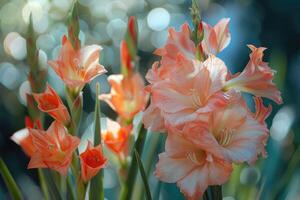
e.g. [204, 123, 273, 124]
[150, 30, 168, 48]
[103, 168, 118, 189]
[22, 1, 44, 24]
[52, 0, 73, 12]
[105, 1, 127, 20]
[0, 63, 20, 90]
[38, 50, 48, 70]
[19, 81, 32, 105]
[240, 166, 261, 185]
[79, 30, 86, 46]
[37, 34, 56, 50]
[4, 32, 27, 60]
[106, 18, 127, 43]
[147, 8, 170, 31]
[271, 106, 295, 141]
[89, 0, 109, 18]
[33, 14, 49, 33]
[93, 23, 110, 43]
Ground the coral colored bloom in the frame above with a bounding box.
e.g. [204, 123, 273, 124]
[151, 55, 229, 128]
[186, 95, 269, 164]
[11, 117, 41, 156]
[11, 129, 35, 156]
[154, 23, 195, 63]
[48, 35, 107, 89]
[120, 40, 132, 71]
[155, 132, 232, 200]
[142, 99, 166, 133]
[202, 18, 231, 55]
[102, 118, 131, 156]
[28, 121, 80, 176]
[224, 45, 282, 104]
[33, 84, 70, 124]
[80, 141, 107, 182]
[99, 73, 148, 121]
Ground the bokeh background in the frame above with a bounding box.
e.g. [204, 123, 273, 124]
[0, 0, 300, 199]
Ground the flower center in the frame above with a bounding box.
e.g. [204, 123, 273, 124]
[186, 151, 205, 165]
[216, 128, 234, 146]
[190, 89, 202, 108]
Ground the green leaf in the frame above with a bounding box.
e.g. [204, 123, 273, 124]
[0, 158, 24, 200]
[89, 82, 104, 200]
[42, 169, 63, 200]
[134, 149, 152, 200]
[120, 125, 147, 200]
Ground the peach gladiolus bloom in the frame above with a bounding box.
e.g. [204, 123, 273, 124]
[102, 118, 131, 156]
[155, 132, 232, 200]
[150, 55, 229, 128]
[142, 98, 165, 133]
[48, 35, 107, 89]
[80, 141, 107, 182]
[202, 18, 231, 55]
[33, 84, 70, 124]
[187, 95, 270, 164]
[224, 45, 282, 104]
[99, 73, 148, 122]
[28, 121, 80, 176]
[11, 117, 41, 156]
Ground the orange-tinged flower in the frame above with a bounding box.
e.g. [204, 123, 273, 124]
[120, 40, 132, 72]
[99, 73, 148, 121]
[80, 141, 107, 182]
[185, 95, 269, 164]
[150, 55, 229, 128]
[155, 132, 232, 200]
[202, 18, 231, 55]
[142, 99, 166, 133]
[33, 84, 70, 124]
[102, 118, 131, 156]
[28, 121, 80, 176]
[154, 23, 195, 63]
[48, 35, 107, 89]
[224, 45, 282, 104]
[11, 117, 41, 156]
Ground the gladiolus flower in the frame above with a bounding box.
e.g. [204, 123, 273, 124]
[185, 95, 270, 164]
[155, 132, 232, 200]
[11, 117, 41, 156]
[202, 18, 231, 55]
[224, 45, 283, 104]
[99, 73, 148, 122]
[28, 121, 80, 176]
[48, 35, 107, 89]
[33, 84, 70, 125]
[154, 23, 195, 63]
[102, 118, 131, 156]
[120, 40, 132, 72]
[142, 99, 166, 133]
[80, 141, 107, 182]
[150, 55, 229, 128]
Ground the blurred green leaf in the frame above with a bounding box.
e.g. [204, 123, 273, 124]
[89, 83, 104, 200]
[0, 158, 24, 200]
[134, 148, 152, 200]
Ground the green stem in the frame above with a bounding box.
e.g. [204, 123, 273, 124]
[271, 144, 300, 199]
[0, 158, 24, 200]
[38, 169, 50, 200]
[89, 83, 104, 200]
[120, 125, 147, 200]
[203, 185, 222, 200]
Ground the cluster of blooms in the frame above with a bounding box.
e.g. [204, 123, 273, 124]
[10, 16, 148, 185]
[142, 18, 282, 199]
[11, 34, 108, 181]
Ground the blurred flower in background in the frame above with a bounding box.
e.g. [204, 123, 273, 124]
[0, 0, 300, 199]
